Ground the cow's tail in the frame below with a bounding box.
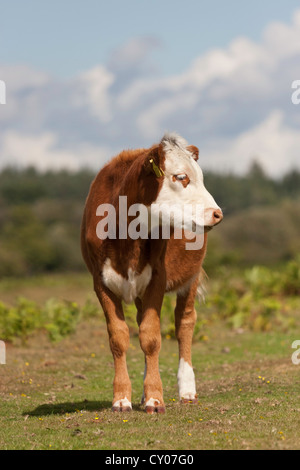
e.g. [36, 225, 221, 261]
[196, 267, 208, 303]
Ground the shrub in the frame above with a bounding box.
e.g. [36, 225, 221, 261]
[43, 299, 81, 342]
[279, 257, 300, 296]
[0, 260, 299, 343]
[0, 297, 95, 343]
[0, 298, 41, 343]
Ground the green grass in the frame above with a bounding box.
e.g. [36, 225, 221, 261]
[0, 268, 300, 450]
[0, 272, 93, 306]
[1, 317, 299, 450]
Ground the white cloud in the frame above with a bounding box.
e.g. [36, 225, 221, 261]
[201, 111, 300, 177]
[75, 65, 115, 123]
[109, 36, 160, 71]
[263, 9, 300, 60]
[1, 10, 300, 176]
[0, 64, 49, 92]
[0, 131, 110, 171]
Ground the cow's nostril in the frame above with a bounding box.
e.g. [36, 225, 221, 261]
[213, 209, 223, 222]
[204, 207, 223, 226]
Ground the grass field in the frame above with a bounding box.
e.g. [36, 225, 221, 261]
[0, 272, 300, 450]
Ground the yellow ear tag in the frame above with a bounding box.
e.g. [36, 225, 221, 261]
[149, 158, 164, 177]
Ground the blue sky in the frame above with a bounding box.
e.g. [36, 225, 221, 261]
[1, 0, 299, 77]
[0, 1, 300, 176]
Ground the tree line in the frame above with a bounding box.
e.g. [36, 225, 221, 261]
[0, 162, 299, 277]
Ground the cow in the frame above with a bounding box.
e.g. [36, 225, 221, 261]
[81, 132, 223, 414]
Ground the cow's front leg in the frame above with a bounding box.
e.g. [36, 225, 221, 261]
[139, 271, 166, 414]
[94, 279, 132, 412]
[175, 279, 198, 404]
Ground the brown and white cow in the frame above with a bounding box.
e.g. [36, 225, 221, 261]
[81, 133, 223, 414]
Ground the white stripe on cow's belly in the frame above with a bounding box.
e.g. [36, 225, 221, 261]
[177, 358, 196, 400]
[102, 258, 152, 304]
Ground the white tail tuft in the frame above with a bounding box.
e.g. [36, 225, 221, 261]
[196, 268, 208, 303]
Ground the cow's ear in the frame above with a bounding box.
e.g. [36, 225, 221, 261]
[187, 145, 199, 161]
[144, 146, 165, 177]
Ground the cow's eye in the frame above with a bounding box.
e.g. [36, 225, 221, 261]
[175, 173, 188, 181]
[173, 173, 190, 187]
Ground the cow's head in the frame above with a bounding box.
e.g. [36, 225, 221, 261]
[146, 133, 223, 235]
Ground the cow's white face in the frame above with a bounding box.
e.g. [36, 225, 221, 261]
[152, 133, 223, 233]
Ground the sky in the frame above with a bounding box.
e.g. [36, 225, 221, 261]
[0, 0, 300, 177]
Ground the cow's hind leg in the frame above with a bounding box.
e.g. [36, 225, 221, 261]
[175, 279, 198, 404]
[94, 278, 132, 412]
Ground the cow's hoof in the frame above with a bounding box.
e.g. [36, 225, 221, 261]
[112, 405, 132, 412]
[180, 394, 198, 404]
[145, 405, 165, 414]
[145, 398, 165, 414]
[180, 398, 198, 404]
[112, 398, 132, 412]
